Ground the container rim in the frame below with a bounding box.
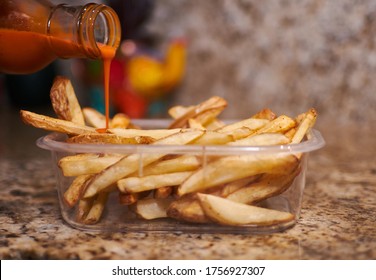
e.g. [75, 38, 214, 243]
[36, 119, 325, 155]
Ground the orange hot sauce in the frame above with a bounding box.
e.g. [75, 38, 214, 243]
[99, 45, 117, 131]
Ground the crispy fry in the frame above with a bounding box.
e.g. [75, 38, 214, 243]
[50, 76, 85, 125]
[251, 108, 277, 121]
[137, 155, 201, 177]
[253, 115, 296, 135]
[76, 197, 95, 222]
[291, 108, 317, 144]
[154, 186, 173, 199]
[83, 192, 109, 224]
[198, 193, 295, 226]
[135, 197, 174, 220]
[168, 105, 195, 119]
[178, 154, 299, 196]
[218, 175, 261, 197]
[188, 118, 205, 130]
[193, 131, 234, 145]
[59, 154, 122, 176]
[20, 110, 97, 135]
[63, 174, 93, 208]
[82, 107, 106, 128]
[110, 113, 131, 128]
[167, 195, 210, 223]
[83, 130, 204, 198]
[228, 133, 290, 146]
[169, 96, 227, 128]
[109, 128, 181, 140]
[216, 118, 269, 133]
[118, 171, 192, 193]
[227, 167, 301, 204]
[66, 133, 139, 144]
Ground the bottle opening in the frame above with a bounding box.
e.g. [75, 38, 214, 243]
[81, 4, 121, 59]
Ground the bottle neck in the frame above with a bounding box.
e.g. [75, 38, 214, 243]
[47, 3, 121, 59]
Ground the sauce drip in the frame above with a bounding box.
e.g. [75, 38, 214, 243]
[99, 45, 116, 131]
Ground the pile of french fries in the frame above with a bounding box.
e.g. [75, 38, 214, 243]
[20, 76, 317, 227]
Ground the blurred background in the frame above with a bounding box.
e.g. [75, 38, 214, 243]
[1, 0, 376, 130]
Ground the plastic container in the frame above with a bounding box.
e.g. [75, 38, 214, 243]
[37, 119, 325, 234]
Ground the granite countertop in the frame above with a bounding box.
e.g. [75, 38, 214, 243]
[1, 108, 375, 260]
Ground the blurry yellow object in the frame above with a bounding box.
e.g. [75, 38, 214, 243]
[127, 39, 186, 99]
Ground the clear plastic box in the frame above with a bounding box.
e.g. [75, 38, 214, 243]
[37, 119, 325, 234]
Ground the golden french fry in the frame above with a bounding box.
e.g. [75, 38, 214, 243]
[110, 113, 131, 128]
[63, 174, 93, 208]
[227, 167, 301, 204]
[82, 107, 106, 128]
[188, 118, 205, 130]
[169, 96, 227, 128]
[204, 118, 225, 130]
[118, 171, 192, 193]
[138, 155, 201, 177]
[178, 154, 299, 196]
[66, 133, 140, 145]
[167, 195, 210, 223]
[59, 154, 122, 176]
[193, 131, 234, 145]
[50, 76, 85, 125]
[83, 130, 204, 198]
[154, 186, 173, 199]
[218, 175, 261, 197]
[20, 110, 97, 135]
[228, 133, 290, 146]
[76, 197, 94, 222]
[193, 107, 226, 127]
[83, 192, 109, 224]
[251, 108, 277, 121]
[291, 108, 317, 144]
[135, 197, 174, 220]
[198, 193, 295, 226]
[109, 128, 181, 140]
[226, 127, 254, 140]
[216, 118, 269, 133]
[284, 128, 296, 141]
[168, 105, 195, 119]
[253, 115, 296, 135]
[119, 190, 150, 205]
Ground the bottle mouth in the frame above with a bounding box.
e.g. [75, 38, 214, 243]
[80, 3, 121, 58]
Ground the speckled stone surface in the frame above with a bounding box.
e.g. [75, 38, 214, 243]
[1, 120, 375, 259]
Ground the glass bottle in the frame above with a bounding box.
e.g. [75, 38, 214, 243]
[0, 0, 121, 74]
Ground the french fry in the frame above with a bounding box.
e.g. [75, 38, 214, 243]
[169, 96, 227, 128]
[252, 115, 296, 135]
[63, 174, 93, 208]
[82, 107, 106, 128]
[76, 197, 94, 222]
[137, 155, 201, 177]
[119, 191, 150, 205]
[66, 133, 139, 144]
[228, 133, 290, 146]
[178, 153, 299, 196]
[291, 108, 317, 144]
[50, 76, 85, 125]
[198, 193, 295, 226]
[217, 175, 261, 197]
[134, 197, 174, 220]
[109, 128, 181, 140]
[251, 108, 277, 121]
[188, 118, 205, 130]
[110, 113, 131, 128]
[216, 118, 269, 133]
[118, 171, 192, 193]
[20, 110, 97, 135]
[167, 195, 210, 223]
[226, 167, 301, 204]
[168, 105, 195, 119]
[193, 131, 234, 145]
[83, 130, 204, 198]
[154, 186, 173, 199]
[59, 154, 123, 176]
[83, 192, 109, 224]
[204, 118, 225, 130]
